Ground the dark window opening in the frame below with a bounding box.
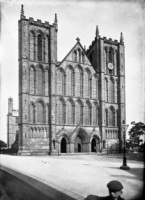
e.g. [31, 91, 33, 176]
[38, 34, 42, 61]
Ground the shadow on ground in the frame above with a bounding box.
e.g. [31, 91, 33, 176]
[97, 152, 144, 162]
[105, 166, 144, 181]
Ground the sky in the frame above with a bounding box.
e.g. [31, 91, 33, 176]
[0, 0, 145, 142]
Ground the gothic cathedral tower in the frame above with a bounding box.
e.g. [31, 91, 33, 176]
[18, 5, 57, 154]
[86, 27, 126, 150]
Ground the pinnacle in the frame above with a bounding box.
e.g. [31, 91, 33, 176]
[120, 32, 124, 44]
[54, 13, 58, 24]
[21, 4, 25, 19]
[96, 25, 99, 36]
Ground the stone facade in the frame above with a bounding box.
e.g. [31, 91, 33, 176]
[7, 98, 19, 148]
[18, 6, 126, 154]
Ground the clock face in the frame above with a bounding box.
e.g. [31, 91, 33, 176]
[108, 63, 114, 70]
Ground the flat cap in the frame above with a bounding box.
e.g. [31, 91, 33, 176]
[107, 180, 123, 192]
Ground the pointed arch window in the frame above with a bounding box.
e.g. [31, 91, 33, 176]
[29, 103, 35, 123]
[92, 103, 98, 126]
[44, 69, 49, 96]
[37, 67, 43, 95]
[66, 67, 73, 96]
[66, 101, 73, 124]
[57, 69, 64, 95]
[30, 32, 35, 60]
[45, 35, 50, 63]
[115, 80, 118, 103]
[36, 102, 44, 123]
[75, 67, 83, 97]
[110, 79, 114, 103]
[37, 34, 43, 61]
[84, 103, 91, 125]
[30, 67, 35, 94]
[75, 102, 82, 124]
[109, 49, 113, 63]
[57, 100, 65, 124]
[105, 78, 108, 102]
[105, 109, 108, 126]
[84, 70, 89, 98]
[109, 107, 115, 126]
[92, 75, 96, 99]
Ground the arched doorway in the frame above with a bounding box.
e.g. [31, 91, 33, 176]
[74, 136, 82, 152]
[74, 128, 89, 153]
[78, 143, 81, 152]
[61, 137, 67, 153]
[91, 138, 96, 152]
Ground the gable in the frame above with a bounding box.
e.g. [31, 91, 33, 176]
[60, 42, 92, 66]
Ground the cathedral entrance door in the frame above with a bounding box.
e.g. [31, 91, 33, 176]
[61, 137, 67, 153]
[74, 128, 89, 152]
[78, 143, 81, 152]
[74, 136, 82, 152]
[91, 138, 96, 152]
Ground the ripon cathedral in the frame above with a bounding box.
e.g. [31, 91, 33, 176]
[8, 5, 127, 154]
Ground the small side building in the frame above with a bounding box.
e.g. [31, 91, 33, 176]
[7, 97, 19, 148]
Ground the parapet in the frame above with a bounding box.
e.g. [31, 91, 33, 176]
[86, 35, 119, 54]
[103, 37, 119, 45]
[101, 36, 118, 44]
[27, 17, 51, 28]
[37, 19, 42, 23]
[29, 17, 34, 21]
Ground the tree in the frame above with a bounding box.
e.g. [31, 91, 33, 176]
[128, 122, 145, 148]
[0, 140, 7, 153]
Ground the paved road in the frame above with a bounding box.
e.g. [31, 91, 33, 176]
[0, 154, 144, 200]
[0, 183, 11, 200]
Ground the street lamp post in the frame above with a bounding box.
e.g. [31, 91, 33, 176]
[120, 124, 130, 170]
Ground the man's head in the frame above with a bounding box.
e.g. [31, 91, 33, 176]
[107, 180, 123, 200]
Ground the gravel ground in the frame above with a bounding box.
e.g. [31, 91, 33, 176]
[49, 152, 144, 162]
[0, 153, 144, 200]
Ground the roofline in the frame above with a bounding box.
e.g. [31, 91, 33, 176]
[58, 40, 90, 67]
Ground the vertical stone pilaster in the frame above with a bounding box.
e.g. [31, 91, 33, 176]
[43, 70, 46, 95]
[18, 17, 30, 151]
[99, 39, 106, 150]
[49, 25, 57, 153]
[106, 47, 109, 64]
[34, 68, 37, 94]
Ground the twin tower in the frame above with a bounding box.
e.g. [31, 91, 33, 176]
[18, 5, 126, 154]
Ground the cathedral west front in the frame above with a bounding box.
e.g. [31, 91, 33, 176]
[18, 5, 126, 155]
